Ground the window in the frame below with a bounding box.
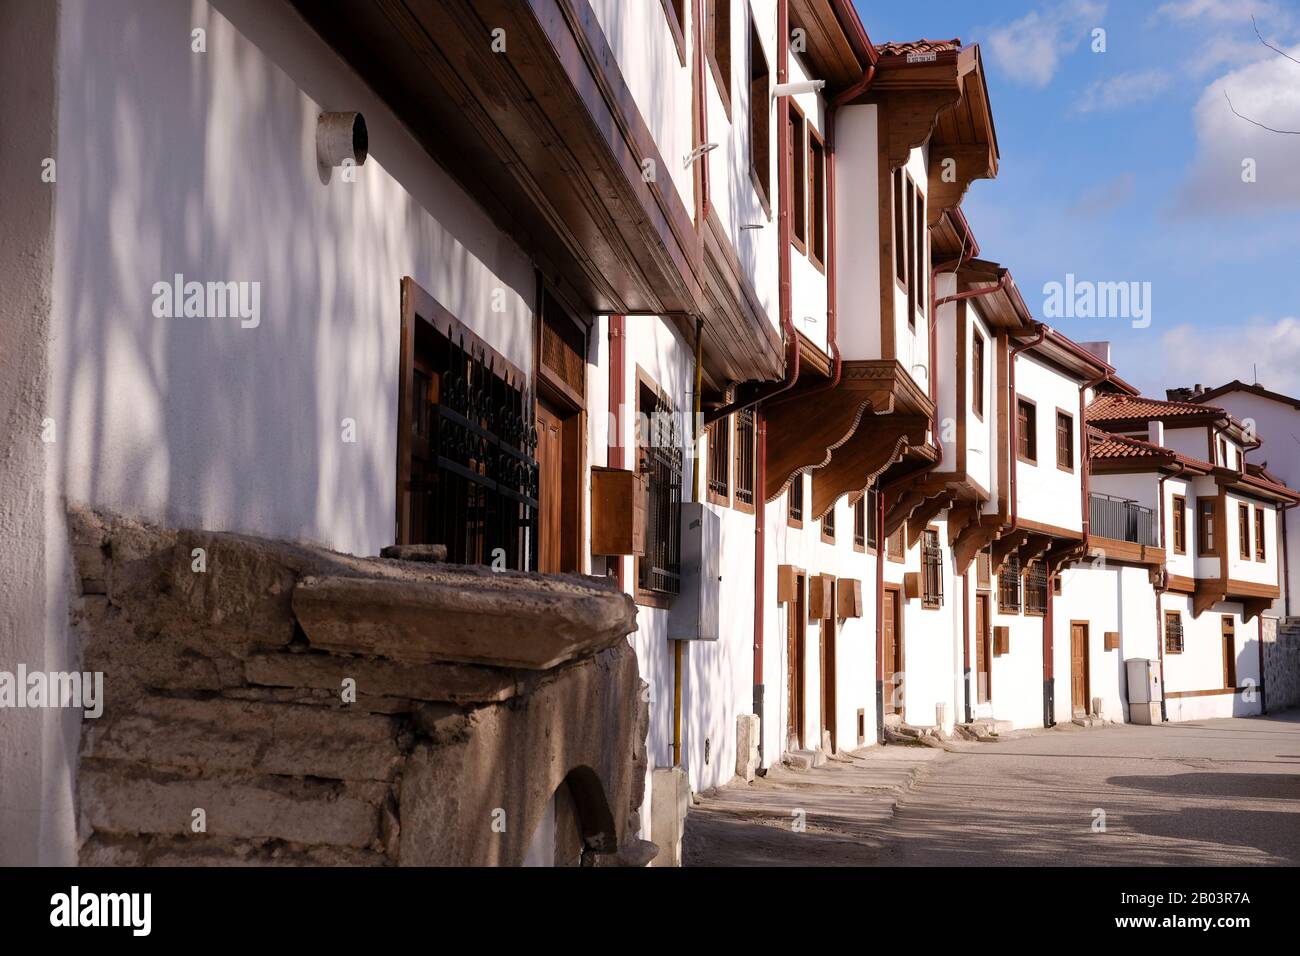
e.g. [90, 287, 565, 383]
[976, 550, 992, 589]
[637, 377, 683, 599]
[893, 168, 906, 285]
[821, 506, 836, 543]
[1017, 398, 1037, 464]
[658, 0, 687, 65]
[905, 177, 917, 328]
[706, 417, 730, 505]
[1239, 502, 1251, 559]
[914, 182, 926, 321]
[922, 528, 943, 609]
[1255, 506, 1266, 561]
[1197, 498, 1217, 556]
[808, 130, 826, 269]
[1217, 437, 1226, 466]
[733, 407, 756, 512]
[1172, 495, 1187, 554]
[1056, 411, 1074, 471]
[1024, 561, 1048, 615]
[706, 0, 731, 111]
[1222, 616, 1237, 687]
[788, 472, 804, 527]
[748, 16, 770, 207]
[998, 554, 1022, 613]
[790, 104, 806, 252]
[972, 331, 985, 419]
[886, 525, 905, 562]
[853, 496, 866, 551]
[1164, 611, 1184, 654]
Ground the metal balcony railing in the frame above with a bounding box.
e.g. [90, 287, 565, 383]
[1089, 492, 1158, 546]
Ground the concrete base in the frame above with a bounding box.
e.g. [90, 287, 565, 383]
[735, 714, 760, 782]
[1128, 701, 1160, 725]
[649, 766, 689, 867]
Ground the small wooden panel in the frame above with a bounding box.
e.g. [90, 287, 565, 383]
[1104, 631, 1120, 651]
[776, 565, 797, 604]
[590, 466, 645, 556]
[993, 626, 1010, 657]
[809, 574, 835, 622]
[903, 572, 921, 601]
[837, 577, 864, 618]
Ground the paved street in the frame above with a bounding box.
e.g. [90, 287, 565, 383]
[685, 712, 1300, 866]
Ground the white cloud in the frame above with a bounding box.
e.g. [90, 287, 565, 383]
[1155, 317, 1300, 397]
[1157, 0, 1283, 24]
[1077, 69, 1173, 112]
[984, 0, 1107, 88]
[1174, 42, 1300, 214]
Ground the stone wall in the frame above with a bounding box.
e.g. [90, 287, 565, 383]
[68, 506, 653, 866]
[1265, 617, 1300, 713]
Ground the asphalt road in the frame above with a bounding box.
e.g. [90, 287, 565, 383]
[685, 711, 1300, 866]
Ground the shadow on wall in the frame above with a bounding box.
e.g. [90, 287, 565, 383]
[53, 0, 534, 557]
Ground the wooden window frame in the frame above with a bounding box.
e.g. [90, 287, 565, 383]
[921, 526, 943, 609]
[1238, 502, 1251, 560]
[821, 505, 836, 544]
[886, 525, 906, 563]
[893, 167, 906, 287]
[1055, 409, 1074, 473]
[1172, 494, 1187, 554]
[904, 175, 917, 329]
[1222, 615, 1237, 688]
[705, 0, 732, 118]
[998, 554, 1022, 614]
[789, 101, 807, 254]
[853, 495, 866, 552]
[1164, 610, 1184, 655]
[1255, 506, 1266, 561]
[913, 180, 926, 324]
[972, 330, 985, 421]
[732, 406, 756, 514]
[1197, 497, 1218, 557]
[787, 472, 805, 529]
[1016, 395, 1038, 465]
[658, 0, 688, 67]
[705, 416, 731, 507]
[634, 368, 682, 608]
[1024, 560, 1048, 617]
[807, 125, 826, 272]
[747, 14, 771, 214]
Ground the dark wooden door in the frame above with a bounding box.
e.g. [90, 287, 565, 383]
[975, 594, 991, 704]
[821, 586, 837, 752]
[1222, 616, 1237, 687]
[883, 587, 902, 717]
[535, 402, 564, 573]
[787, 574, 806, 748]
[1070, 622, 1089, 715]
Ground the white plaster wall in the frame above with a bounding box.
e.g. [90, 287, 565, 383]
[51, 0, 536, 559]
[833, 104, 880, 362]
[1091, 473, 1158, 513]
[1162, 595, 1263, 720]
[1014, 353, 1082, 532]
[988, 575, 1048, 730]
[702, 0, 780, 336]
[1224, 491, 1278, 587]
[786, 54, 829, 354]
[1163, 476, 1195, 580]
[1164, 425, 1211, 464]
[965, 301, 994, 496]
[590, 0, 696, 216]
[893, 145, 930, 395]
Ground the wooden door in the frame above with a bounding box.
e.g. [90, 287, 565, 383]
[821, 584, 837, 752]
[1222, 616, 1237, 688]
[975, 594, 991, 704]
[787, 574, 806, 749]
[1070, 621, 1089, 715]
[882, 586, 903, 717]
[535, 402, 564, 573]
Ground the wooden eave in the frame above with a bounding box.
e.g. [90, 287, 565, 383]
[953, 259, 1035, 331]
[789, 0, 875, 94]
[864, 50, 964, 171]
[1212, 468, 1300, 505]
[293, 0, 795, 382]
[928, 47, 999, 224]
[764, 359, 933, 508]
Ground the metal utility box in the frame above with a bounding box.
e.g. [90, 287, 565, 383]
[1125, 658, 1162, 724]
[668, 502, 721, 641]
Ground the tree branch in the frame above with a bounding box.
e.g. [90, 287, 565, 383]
[1224, 89, 1300, 135]
[1253, 14, 1300, 67]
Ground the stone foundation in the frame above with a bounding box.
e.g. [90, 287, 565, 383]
[1266, 617, 1300, 713]
[68, 506, 652, 866]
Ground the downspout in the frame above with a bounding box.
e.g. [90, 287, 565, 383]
[875, 480, 887, 743]
[1155, 469, 1173, 723]
[692, 0, 710, 222]
[608, 315, 626, 591]
[753, 411, 767, 764]
[674, 318, 704, 767]
[962, 568, 972, 723]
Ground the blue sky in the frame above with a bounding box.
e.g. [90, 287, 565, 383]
[853, 0, 1300, 397]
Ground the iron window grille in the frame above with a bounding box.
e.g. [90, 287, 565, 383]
[706, 418, 730, 503]
[854, 496, 866, 549]
[1165, 612, 1184, 654]
[866, 488, 879, 550]
[637, 384, 682, 596]
[1024, 560, 1048, 615]
[998, 554, 1022, 613]
[788, 472, 804, 525]
[822, 505, 836, 542]
[733, 407, 756, 509]
[922, 529, 943, 609]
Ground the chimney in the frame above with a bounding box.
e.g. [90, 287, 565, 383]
[1194, 384, 1203, 395]
[1148, 420, 1165, 447]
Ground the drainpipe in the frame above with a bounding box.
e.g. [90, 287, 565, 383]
[692, 0, 710, 222]
[673, 319, 705, 768]
[875, 480, 887, 743]
[608, 315, 626, 590]
[753, 411, 768, 764]
[962, 568, 972, 723]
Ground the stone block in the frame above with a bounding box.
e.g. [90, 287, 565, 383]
[649, 766, 689, 867]
[736, 714, 760, 783]
[244, 652, 520, 705]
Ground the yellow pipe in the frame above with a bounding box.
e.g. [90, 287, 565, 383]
[675, 318, 703, 767]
